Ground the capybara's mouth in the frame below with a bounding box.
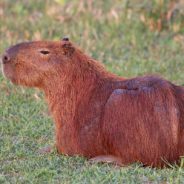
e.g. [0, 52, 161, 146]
[1, 47, 18, 84]
[2, 62, 17, 84]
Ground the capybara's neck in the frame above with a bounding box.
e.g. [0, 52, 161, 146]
[43, 49, 122, 125]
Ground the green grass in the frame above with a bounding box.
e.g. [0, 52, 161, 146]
[1, 0, 184, 183]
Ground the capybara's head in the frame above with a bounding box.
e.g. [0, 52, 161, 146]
[2, 40, 75, 88]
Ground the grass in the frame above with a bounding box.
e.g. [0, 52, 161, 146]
[0, 0, 184, 183]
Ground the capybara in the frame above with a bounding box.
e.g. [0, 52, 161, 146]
[2, 38, 184, 167]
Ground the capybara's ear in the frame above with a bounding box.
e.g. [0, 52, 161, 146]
[62, 36, 69, 41]
[61, 40, 75, 57]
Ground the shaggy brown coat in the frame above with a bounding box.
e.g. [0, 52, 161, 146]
[2, 39, 184, 167]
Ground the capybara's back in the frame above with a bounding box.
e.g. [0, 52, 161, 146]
[2, 39, 184, 167]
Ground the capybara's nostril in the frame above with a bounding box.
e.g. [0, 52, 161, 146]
[2, 53, 10, 64]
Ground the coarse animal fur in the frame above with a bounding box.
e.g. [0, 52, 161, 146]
[2, 39, 184, 167]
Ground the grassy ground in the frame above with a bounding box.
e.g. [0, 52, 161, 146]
[1, 0, 184, 183]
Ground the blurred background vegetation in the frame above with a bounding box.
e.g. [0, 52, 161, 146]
[1, 0, 184, 83]
[1, 0, 184, 183]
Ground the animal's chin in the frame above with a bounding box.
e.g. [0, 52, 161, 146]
[4, 73, 18, 85]
[2, 64, 42, 88]
[2, 64, 18, 84]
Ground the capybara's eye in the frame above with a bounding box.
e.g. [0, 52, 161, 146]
[40, 50, 50, 55]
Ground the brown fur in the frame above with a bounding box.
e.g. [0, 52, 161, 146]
[2, 40, 184, 167]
